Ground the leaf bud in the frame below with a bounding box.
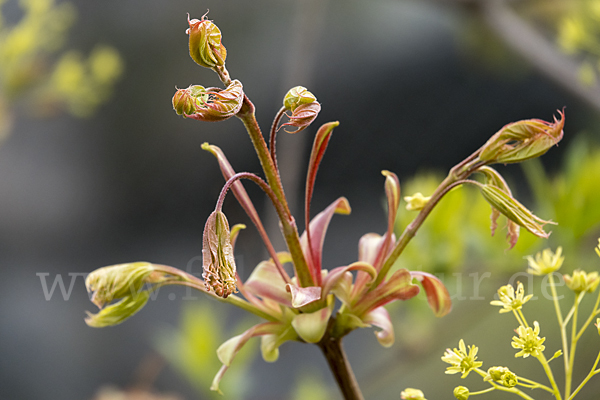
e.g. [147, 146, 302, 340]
[479, 111, 564, 164]
[84, 262, 169, 327]
[85, 262, 156, 309]
[182, 80, 244, 122]
[187, 13, 227, 68]
[453, 386, 469, 400]
[283, 86, 317, 112]
[202, 210, 238, 298]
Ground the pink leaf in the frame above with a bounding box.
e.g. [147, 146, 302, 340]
[352, 269, 420, 317]
[286, 283, 322, 308]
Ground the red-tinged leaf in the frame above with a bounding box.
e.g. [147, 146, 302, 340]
[352, 269, 420, 317]
[245, 260, 291, 307]
[300, 197, 351, 285]
[353, 232, 395, 299]
[363, 306, 395, 348]
[411, 271, 452, 317]
[304, 122, 339, 283]
[286, 283, 322, 308]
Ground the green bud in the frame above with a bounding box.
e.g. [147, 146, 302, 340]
[453, 386, 469, 400]
[84, 262, 172, 327]
[187, 13, 227, 68]
[172, 87, 197, 116]
[400, 388, 426, 400]
[564, 270, 600, 293]
[479, 111, 564, 164]
[485, 366, 508, 382]
[202, 210, 237, 298]
[85, 262, 156, 309]
[283, 86, 317, 112]
[501, 370, 518, 388]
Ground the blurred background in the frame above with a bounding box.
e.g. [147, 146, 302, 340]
[2, 0, 600, 399]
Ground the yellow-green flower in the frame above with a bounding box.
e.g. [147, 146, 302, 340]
[563, 270, 600, 293]
[453, 386, 469, 400]
[526, 247, 564, 275]
[490, 282, 533, 313]
[595, 318, 600, 336]
[442, 339, 483, 378]
[400, 388, 426, 400]
[404, 192, 431, 211]
[595, 238, 600, 258]
[512, 321, 545, 358]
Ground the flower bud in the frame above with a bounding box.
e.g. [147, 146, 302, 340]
[187, 13, 227, 68]
[283, 86, 317, 112]
[485, 366, 508, 382]
[400, 388, 426, 400]
[182, 80, 244, 122]
[595, 318, 600, 336]
[479, 111, 564, 164]
[453, 386, 469, 400]
[202, 210, 237, 298]
[564, 270, 600, 293]
[280, 101, 321, 134]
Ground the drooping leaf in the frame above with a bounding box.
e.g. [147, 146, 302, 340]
[411, 271, 452, 317]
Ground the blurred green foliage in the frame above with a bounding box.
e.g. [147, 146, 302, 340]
[155, 302, 255, 400]
[0, 0, 123, 139]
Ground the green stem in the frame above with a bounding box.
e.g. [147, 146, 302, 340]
[566, 292, 584, 397]
[236, 96, 313, 287]
[549, 273, 570, 387]
[575, 287, 600, 342]
[568, 350, 600, 400]
[537, 353, 562, 400]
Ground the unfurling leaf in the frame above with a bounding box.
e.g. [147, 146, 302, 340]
[479, 111, 564, 164]
[202, 210, 237, 298]
[283, 86, 317, 112]
[180, 80, 244, 122]
[280, 102, 321, 133]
